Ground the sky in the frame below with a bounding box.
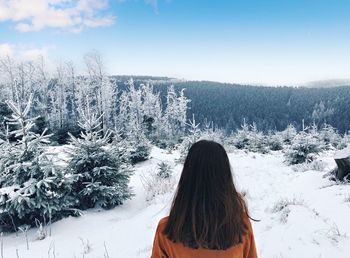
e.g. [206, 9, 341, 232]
[1, 0, 350, 85]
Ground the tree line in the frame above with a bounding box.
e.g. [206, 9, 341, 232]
[1, 54, 350, 142]
[0, 54, 189, 145]
[151, 80, 350, 134]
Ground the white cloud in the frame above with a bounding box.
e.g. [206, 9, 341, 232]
[0, 43, 58, 73]
[0, 43, 51, 60]
[0, 0, 115, 32]
[21, 47, 50, 60]
[0, 43, 12, 56]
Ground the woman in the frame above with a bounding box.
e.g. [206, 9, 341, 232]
[151, 140, 258, 258]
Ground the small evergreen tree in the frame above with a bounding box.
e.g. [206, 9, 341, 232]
[285, 128, 323, 165]
[140, 83, 162, 142]
[0, 101, 11, 135]
[319, 123, 342, 150]
[199, 119, 225, 145]
[178, 114, 201, 162]
[111, 129, 132, 164]
[266, 131, 284, 151]
[127, 129, 151, 164]
[281, 124, 297, 145]
[156, 161, 172, 179]
[141, 161, 175, 202]
[231, 119, 250, 149]
[0, 94, 72, 231]
[66, 97, 133, 210]
[231, 120, 268, 153]
[338, 132, 350, 150]
[248, 123, 268, 153]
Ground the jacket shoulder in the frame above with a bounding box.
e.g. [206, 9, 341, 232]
[157, 216, 169, 230]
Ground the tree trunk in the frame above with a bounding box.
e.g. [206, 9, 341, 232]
[334, 147, 350, 180]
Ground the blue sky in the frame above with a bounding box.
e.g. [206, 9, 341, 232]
[1, 0, 350, 85]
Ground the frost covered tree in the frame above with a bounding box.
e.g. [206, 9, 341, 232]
[0, 94, 72, 231]
[156, 161, 173, 179]
[318, 123, 343, 150]
[140, 83, 163, 141]
[84, 51, 117, 131]
[266, 131, 284, 151]
[178, 114, 201, 162]
[248, 123, 268, 153]
[199, 119, 225, 145]
[186, 114, 201, 144]
[230, 120, 267, 153]
[50, 63, 69, 129]
[127, 131, 151, 164]
[285, 123, 324, 165]
[29, 56, 51, 130]
[164, 85, 177, 136]
[0, 56, 51, 126]
[66, 97, 132, 210]
[177, 88, 190, 130]
[0, 55, 17, 101]
[163, 85, 190, 146]
[285, 134, 321, 165]
[140, 160, 175, 202]
[231, 119, 250, 149]
[0, 102, 11, 135]
[0, 57, 34, 104]
[281, 124, 297, 145]
[116, 79, 142, 132]
[115, 79, 151, 163]
[0, 55, 193, 147]
[63, 61, 80, 129]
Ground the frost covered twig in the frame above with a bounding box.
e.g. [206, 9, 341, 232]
[35, 219, 46, 240]
[0, 232, 3, 258]
[103, 242, 110, 258]
[48, 241, 56, 258]
[18, 225, 29, 250]
[327, 223, 347, 244]
[79, 238, 92, 254]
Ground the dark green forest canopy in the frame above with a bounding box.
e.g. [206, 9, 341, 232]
[114, 77, 350, 133]
[1, 76, 349, 135]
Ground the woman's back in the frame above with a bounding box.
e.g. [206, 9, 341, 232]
[151, 140, 258, 258]
[152, 216, 257, 258]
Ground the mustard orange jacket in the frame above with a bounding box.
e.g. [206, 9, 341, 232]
[151, 216, 258, 258]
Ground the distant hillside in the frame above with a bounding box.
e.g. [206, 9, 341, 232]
[114, 77, 350, 133]
[304, 79, 350, 88]
[111, 75, 185, 84]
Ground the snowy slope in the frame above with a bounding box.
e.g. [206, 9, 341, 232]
[2, 147, 350, 258]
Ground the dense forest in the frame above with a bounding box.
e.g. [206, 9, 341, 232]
[1, 54, 350, 144]
[118, 77, 350, 133]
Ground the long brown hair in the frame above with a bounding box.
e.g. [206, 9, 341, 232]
[164, 140, 249, 250]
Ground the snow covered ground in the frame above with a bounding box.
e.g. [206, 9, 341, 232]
[2, 146, 350, 258]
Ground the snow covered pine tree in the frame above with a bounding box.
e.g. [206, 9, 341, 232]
[0, 94, 72, 232]
[178, 114, 201, 162]
[285, 123, 323, 165]
[116, 79, 151, 164]
[66, 97, 133, 210]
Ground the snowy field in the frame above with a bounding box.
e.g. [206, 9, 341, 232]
[2, 146, 350, 258]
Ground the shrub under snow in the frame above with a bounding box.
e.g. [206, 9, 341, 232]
[66, 100, 133, 210]
[0, 95, 73, 232]
[141, 161, 175, 202]
[285, 131, 323, 165]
